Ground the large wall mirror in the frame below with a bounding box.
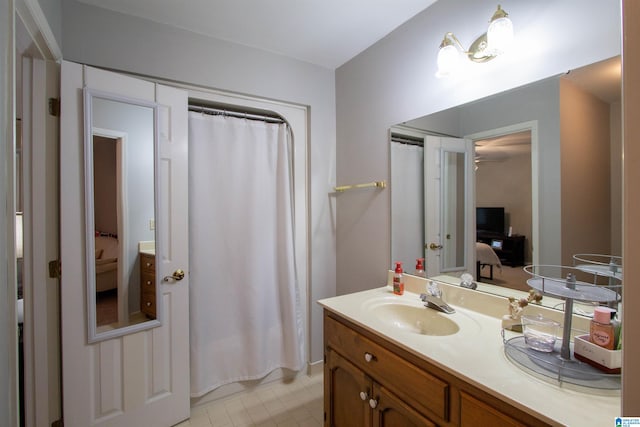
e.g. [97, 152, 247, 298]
[390, 56, 622, 309]
[84, 87, 161, 343]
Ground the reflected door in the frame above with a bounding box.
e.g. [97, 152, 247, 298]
[424, 136, 474, 277]
[60, 62, 190, 426]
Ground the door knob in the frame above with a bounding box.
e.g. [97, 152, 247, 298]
[163, 269, 185, 282]
[429, 243, 443, 250]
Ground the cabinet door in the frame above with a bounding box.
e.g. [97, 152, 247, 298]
[372, 383, 437, 427]
[325, 349, 371, 427]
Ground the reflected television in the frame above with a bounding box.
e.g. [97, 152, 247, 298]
[476, 207, 505, 235]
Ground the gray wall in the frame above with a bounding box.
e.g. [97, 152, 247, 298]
[61, 0, 337, 364]
[335, 0, 621, 296]
[37, 0, 62, 48]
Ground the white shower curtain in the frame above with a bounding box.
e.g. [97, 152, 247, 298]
[188, 112, 303, 397]
[391, 142, 424, 270]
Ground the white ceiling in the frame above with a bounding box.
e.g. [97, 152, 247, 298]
[75, 0, 438, 69]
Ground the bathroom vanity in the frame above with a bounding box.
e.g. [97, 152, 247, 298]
[318, 277, 620, 426]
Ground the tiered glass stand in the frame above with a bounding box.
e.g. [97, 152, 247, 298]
[573, 254, 623, 284]
[503, 265, 621, 390]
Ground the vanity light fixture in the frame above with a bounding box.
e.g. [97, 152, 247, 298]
[436, 5, 514, 77]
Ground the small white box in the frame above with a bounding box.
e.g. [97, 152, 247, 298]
[574, 334, 621, 374]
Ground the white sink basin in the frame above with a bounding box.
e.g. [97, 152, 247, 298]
[370, 301, 460, 336]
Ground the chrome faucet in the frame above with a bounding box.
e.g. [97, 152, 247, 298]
[420, 281, 455, 314]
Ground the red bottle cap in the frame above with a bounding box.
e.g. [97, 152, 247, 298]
[394, 262, 403, 273]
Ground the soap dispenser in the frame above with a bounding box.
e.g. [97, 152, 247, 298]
[415, 258, 425, 277]
[393, 262, 404, 295]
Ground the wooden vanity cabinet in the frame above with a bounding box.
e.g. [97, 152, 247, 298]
[140, 253, 156, 318]
[325, 349, 371, 426]
[323, 310, 550, 427]
[325, 349, 435, 427]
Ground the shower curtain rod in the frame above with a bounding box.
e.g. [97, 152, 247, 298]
[188, 104, 285, 124]
[390, 134, 424, 146]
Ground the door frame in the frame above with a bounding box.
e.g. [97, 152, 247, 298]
[465, 120, 539, 266]
[13, 1, 62, 425]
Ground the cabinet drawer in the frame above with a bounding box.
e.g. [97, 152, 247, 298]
[326, 315, 449, 421]
[141, 291, 157, 318]
[460, 392, 525, 427]
[141, 273, 155, 290]
[140, 254, 155, 273]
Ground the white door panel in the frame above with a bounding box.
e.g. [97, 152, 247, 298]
[61, 61, 189, 426]
[424, 136, 474, 277]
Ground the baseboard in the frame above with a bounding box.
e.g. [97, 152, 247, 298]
[307, 359, 323, 376]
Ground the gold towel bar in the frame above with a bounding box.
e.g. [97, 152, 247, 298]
[334, 180, 386, 193]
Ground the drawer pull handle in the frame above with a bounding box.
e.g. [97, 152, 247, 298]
[364, 352, 374, 363]
[359, 391, 368, 401]
[369, 398, 378, 409]
[146, 280, 152, 286]
[146, 262, 153, 267]
[146, 302, 152, 307]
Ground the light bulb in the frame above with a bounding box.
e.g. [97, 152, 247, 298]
[487, 8, 513, 54]
[436, 44, 462, 77]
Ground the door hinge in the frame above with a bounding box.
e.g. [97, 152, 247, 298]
[48, 260, 61, 278]
[48, 98, 60, 116]
[51, 419, 63, 427]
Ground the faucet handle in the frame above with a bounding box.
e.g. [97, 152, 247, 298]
[427, 281, 442, 298]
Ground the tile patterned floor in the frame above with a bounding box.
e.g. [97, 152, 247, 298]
[176, 374, 323, 427]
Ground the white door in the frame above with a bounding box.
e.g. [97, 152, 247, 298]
[60, 61, 190, 426]
[424, 136, 475, 277]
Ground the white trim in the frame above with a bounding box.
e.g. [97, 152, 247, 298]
[465, 120, 539, 266]
[83, 88, 162, 343]
[13, 1, 60, 424]
[307, 359, 324, 376]
[4, 5, 18, 424]
[390, 124, 429, 141]
[14, 0, 62, 61]
[21, 55, 62, 427]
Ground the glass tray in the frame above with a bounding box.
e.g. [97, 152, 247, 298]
[503, 335, 620, 390]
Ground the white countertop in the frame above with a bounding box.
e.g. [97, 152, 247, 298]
[318, 277, 621, 426]
[138, 240, 155, 255]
